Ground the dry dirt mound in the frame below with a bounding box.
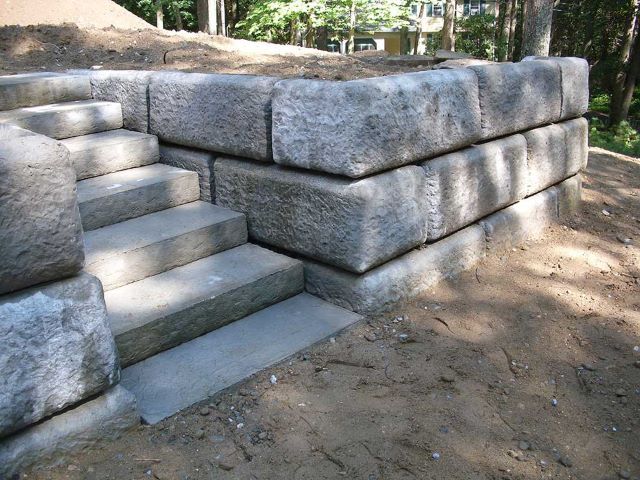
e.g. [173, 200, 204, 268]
[0, 0, 153, 30]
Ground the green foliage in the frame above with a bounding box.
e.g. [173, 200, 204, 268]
[115, 0, 197, 30]
[589, 118, 640, 157]
[589, 93, 611, 114]
[455, 13, 496, 60]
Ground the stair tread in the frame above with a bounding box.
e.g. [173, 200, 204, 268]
[0, 73, 91, 111]
[84, 201, 244, 265]
[121, 292, 362, 424]
[105, 243, 301, 337]
[61, 129, 157, 151]
[77, 163, 195, 204]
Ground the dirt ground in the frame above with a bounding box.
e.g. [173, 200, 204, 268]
[19, 149, 639, 480]
[0, 24, 424, 80]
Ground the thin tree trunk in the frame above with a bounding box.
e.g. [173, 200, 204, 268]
[156, 0, 164, 29]
[521, 0, 553, 58]
[413, 2, 425, 55]
[348, 0, 357, 54]
[198, 0, 217, 34]
[498, 0, 512, 61]
[441, 0, 456, 51]
[508, 0, 518, 59]
[611, 3, 640, 126]
[172, 2, 183, 30]
[220, 0, 227, 36]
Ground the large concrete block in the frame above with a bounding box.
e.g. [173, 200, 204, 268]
[69, 69, 153, 133]
[272, 69, 482, 178]
[523, 57, 589, 119]
[469, 60, 562, 140]
[555, 174, 582, 218]
[305, 225, 486, 314]
[0, 386, 138, 478]
[0, 273, 120, 438]
[0, 123, 37, 140]
[0, 72, 91, 111]
[420, 134, 528, 240]
[480, 188, 558, 252]
[160, 143, 217, 202]
[149, 72, 279, 160]
[524, 118, 588, 196]
[0, 134, 84, 295]
[215, 158, 428, 273]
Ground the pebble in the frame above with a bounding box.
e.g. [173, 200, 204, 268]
[581, 363, 596, 371]
[615, 388, 627, 397]
[270, 375, 278, 385]
[431, 452, 440, 460]
[398, 333, 410, 343]
[258, 431, 268, 440]
[619, 470, 631, 479]
[329, 337, 336, 343]
[199, 407, 210, 416]
[440, 374, 455, 383]
[616, 235, 633, 245]
[559, 456, 573, 468]
[364, 332, 377, 342]
[195, 429, 205, 440]
[634, 361, 640, 369]
[551, 398, 558, 407]
[518, 440, 530, 451]
[602, 209, 611, 216]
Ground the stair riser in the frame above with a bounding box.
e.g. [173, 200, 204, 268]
[79, 175, 200, 231]
[88, 219, 248, 291]
[0, 75, 92, 111]
[70, 136, 159, 180]
[114, 264, 304, 367]
[0, 103, 123, 139]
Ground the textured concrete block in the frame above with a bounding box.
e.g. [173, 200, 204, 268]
[149, 72, 278, 160]
[470, 60, 562, 140]
[61, 129, 159, 180]
[0, 386, 138, 478]
[420, 134, 528, 240]
[0, 123, 37, 140]
[524, 118, 588, 196]
[0, 273, 119, 438]
[69, 69, 153, 133]
[122, 293, 362, 424]
[480, 188, 558, 252]
[523, 57, 589, 119]
[0, 99, 123, 139]
[106, 244, 303, 366]
[305, 225, 486, 314]
[272, 69, 482, 178]
[0, 72, 91, 111]
[215, 159, 428, 273]
[0, 134, 84, 295]
[555, 174, 582, 218]
[160, 143, 217, 202]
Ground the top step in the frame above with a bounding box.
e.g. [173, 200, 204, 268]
[0, 73, 91, 111]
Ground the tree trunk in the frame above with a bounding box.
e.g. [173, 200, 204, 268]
[156, 0, 164, 29]
[498, 0, 513, 61]
[172, 2, 183, 30]
[219, 0, 227, 36]
[441, 0, 456, 51]
[348, 0, 357, 54]
[521, 0, 553, 58]
[611, 4, 640, 126]
[197, 0, 217, 35]
[413, 2, 425, 55]
[508, 0, 518, 59]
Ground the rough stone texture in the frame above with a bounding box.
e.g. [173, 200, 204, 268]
[305, 225, 486, 314]
[469, 60, 562, 140]
[122, 293, 362, 424]
[523, 56, 589, 119]
[272, 68, 482, 178]
[0, 386, 138, 478]
[0, 72, 91, 111]
[160, 143, 217, 202]
[0, 99, 123, 139]
[524, 118, 588, 196]
[149, 72, 279, 160]
[85, 201, 247, 290]
[0, 123, 37, 140]
[556, 174, 582, 218]
[0, 273, 120, 438]
[106, 244, 304, 366]
[60, 129, 159, 180]
[420, 134, 528, 240]
[480, 188, 559, 252]
[68, 69, 153, 133]
[77, 163, 200, 231]
[215, 158, 428, 273]
[0, 134, 84, 295]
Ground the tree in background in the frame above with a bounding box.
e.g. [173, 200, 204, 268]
[116, 0, 197, 30]
[610, 1, 640, 126]
[441, 0, 455, 51]
[521, 0, 553, 57]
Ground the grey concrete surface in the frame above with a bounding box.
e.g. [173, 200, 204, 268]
[0, 72, 91, 111]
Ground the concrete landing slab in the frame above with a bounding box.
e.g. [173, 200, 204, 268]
[121, 293, 362, 424]
[0, 72, 91, 111]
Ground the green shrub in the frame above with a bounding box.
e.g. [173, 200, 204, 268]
[589, 118, 640, 157]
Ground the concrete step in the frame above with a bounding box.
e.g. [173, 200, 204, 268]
[77, 163, 199, 231]
[106, 243, 304, 367]
[85, 201, 248, 291]
[0, 100, 122, 139]
[121, 292, 362, 424]
[0, 72, 92, 111]
[60, 129, 160, 180]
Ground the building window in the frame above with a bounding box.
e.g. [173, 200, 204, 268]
[464, 0, 487, 16]
[433, 2, 443, 16]
[411, 3, 419, 16]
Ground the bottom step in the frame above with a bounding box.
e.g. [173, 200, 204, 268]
[121, 293, 362, 424]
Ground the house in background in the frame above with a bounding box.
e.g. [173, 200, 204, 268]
[338, 0, 497, 55]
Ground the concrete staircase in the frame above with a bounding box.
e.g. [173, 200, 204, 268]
[0, 72, 361, 423]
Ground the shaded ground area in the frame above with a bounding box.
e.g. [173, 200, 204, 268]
[0, 25, 420, 80]
[25, 148, 640, 479]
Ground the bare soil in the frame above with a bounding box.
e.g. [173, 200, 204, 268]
[20, 149, 640, 480]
